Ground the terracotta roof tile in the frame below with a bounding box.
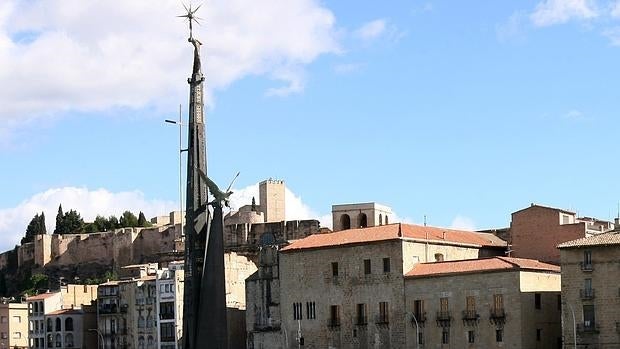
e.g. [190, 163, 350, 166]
[405, 257, 560, 278]
[47, 309, 83, 315]
[281, 223, 506, 252]
[557, 231, 620, 248]
[26, 292, 59, 301]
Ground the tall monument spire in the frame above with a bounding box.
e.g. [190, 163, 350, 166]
[180, 4, 228, 349]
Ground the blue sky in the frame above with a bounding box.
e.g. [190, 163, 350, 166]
[1, 0, 620, 250]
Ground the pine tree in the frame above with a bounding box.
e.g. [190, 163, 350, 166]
[63, 210, 84, 233]
[137, 211, 148, 227]
[21, 212, 47, 245]
[107, 216, 120, 231]
[54, 204, 65, 234]
[93, 215, 109, 232]
[119, 211, 138, 228]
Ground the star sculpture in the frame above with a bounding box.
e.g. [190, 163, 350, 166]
[178, 2, 203, 39]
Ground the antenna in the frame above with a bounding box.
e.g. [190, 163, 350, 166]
[423, 215, 427, 227]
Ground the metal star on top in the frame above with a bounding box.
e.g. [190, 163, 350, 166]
[178, 2, 203, 39]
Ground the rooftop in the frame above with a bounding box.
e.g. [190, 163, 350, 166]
[26, 292, 59, 301]
[405, 256, 560, 278]
[513, 203, 575, 216]
[47, 308, 83, 315]
[281, 223, 506, 252]
[558, 231, 620, 249]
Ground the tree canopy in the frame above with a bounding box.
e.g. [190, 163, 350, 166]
[21, 212, 46, 245]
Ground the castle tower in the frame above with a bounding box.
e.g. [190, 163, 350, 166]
[259, 179, 286, 222]
[331, 203, 393, 232]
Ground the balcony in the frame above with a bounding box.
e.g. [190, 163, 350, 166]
[375, 315, 389, 326]
[577, 322, 599, 333]
[580, 262, 593, 272]
[98, 304, 118, 314]
[490, 308, 506, 325]
[462, 310, 480, 325]
[355, 316, 368, 326]
[327, 318, 341, 329]
[580, 288, 595, 300]
[436, 311, 451, 327]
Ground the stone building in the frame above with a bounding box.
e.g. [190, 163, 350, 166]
[97, 280, 126, 349]
[156, 261, 184, 349]
[558, 229, 620, 348]
[26, 292, 62, 349]
[332, 203, 393, 232]
[246, 223, 507, 349]
[505, 204, 612, 264]
[405, 257, 561, 349]
[0, 301, 28, 349]
[44, 308, 95, 349]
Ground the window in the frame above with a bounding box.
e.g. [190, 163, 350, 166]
[493, 294, 504, 314]
[379, 214, 383, 226]
[434, 253, 444, 262]
[293, 302, 303, 320]
[385, 216, 389, 224]
[418, 332, 424, 345]
[378, 302, 389, 323]
[466, 296, 476, 313]
[468, 330, 475, 343]
[146, 315, 154, 328]
[496, 329, 503, 342]
[440, 297, 449, 313]
[329, 305, 340, 326]
[138, 336, 145, 349]
[562, 214, 570, 224]
[585, 278, 592, 290]
[356, 303, 367, 324]
[583, 305, 595, 329]
[536, 328, 542, 341]
[583, 250, 593, 270]
[138, 316, 145, 328]
[358, 213, 368, 228]
[0, 332, 6, 339]
[441, 328, 449, 344]
[340, 214, 351, 230]
[535, 293, 541, 309]
[65, 317, 74, 331]
[65, 333, 74, 347]
[160, 302, 175, 320]
[55, 318, 61, 331]
[383, 258, 390, 273]
[12, 332, 21, 339]
[364, 259, 371, 274]
[12, 315, 21, 323]
[147, 335, 154, 349]
[160, 323, 175, 341]
[413, 299, 424, 321]
[47, 318, 53, 332]
[55, 333, 62, 348]
[306, 302, 316, 319]
[331, 262, 338, 277]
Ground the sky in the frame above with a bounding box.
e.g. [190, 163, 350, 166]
[1, 0, 620, 251]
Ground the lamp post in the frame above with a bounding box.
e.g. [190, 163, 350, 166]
[562, 301, 577, 349]
[165, 104, 187, 237]
[88, 328, 104, 349]
[410, 312, 420, 349]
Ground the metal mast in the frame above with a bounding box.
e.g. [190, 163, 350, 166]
[180, 4, 228, 348]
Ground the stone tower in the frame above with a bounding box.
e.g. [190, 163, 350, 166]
[331, 203, 393, 232]
[259, 179, 285, 222]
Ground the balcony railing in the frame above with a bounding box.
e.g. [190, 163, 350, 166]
[490, 308, 506, 325]
[580, 289, 595, 300]
[327, 318, 341, 328]
[436, 311, 451, 327]
[375, 315, 389, 325]
[580, 262, 593, 271]
[577, 322, 599, 333]
[462, 310, 480, 325]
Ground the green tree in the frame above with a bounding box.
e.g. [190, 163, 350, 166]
[63, 209, 84, 233]
[107, 216, 120, 230]
[22, 273, 49, 296]
[21, 212, 46, 245]
[119, 211, 138, 228]
[54, 204, 65, 234]
[137, 211, 152, 227]
[93, 215, 109, 231]
[84, 223, 96, 233]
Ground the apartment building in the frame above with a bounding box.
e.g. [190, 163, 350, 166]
[0, 301, 27, 349]
[156, 261, 184, 349]
[247, 222, 506, 348]
[558, 230, 620, 348]
[405, 257, 561, 348]
[27, 293, 62, 349]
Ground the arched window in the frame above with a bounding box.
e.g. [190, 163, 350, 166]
[340, 214, 351, 230]
[34, 302, 39, 314]
[146, 314, 153, 328]
[138, 316, 145, 328]
[358, 213, 368, 228]
[55, 318, 61, 331]
[435, 253, 444, 262]
[385, 215, 389, 225]
[65, 333, 74, 348]
[47, 318, 53, 332]
[379, 214, 383, 226]
[138, 336, 145, 349]
[65, 317, 73, 331]
[147, 336, 154, 349]
[47, 334, 53, 348]
[55, 333, 62, 347]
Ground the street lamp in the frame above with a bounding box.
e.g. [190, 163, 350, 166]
[410, 312, 420, 349]
[165, 104, 188, 238]
[88, 328, 104, 349]
[562, 301, 577, 349]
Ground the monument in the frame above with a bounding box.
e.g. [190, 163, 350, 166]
[179, 4, 229, 348]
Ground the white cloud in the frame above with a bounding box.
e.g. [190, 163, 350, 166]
[603, 26, 620, 45]
[530, 0, 598, 27]
[228, 183, 330, 227]
[0, 0, 339, 137]
[450, 215, 476, 231]
[0, 187, 177, 252]
[611, 1, 620, 17]
[354, 19, 387, 41]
